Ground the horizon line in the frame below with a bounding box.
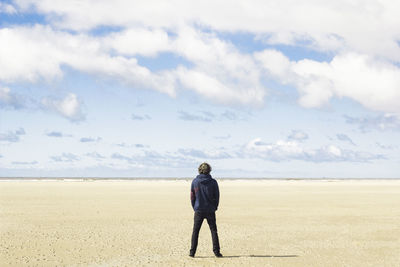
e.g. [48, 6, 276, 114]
[1, 177, 400, 180]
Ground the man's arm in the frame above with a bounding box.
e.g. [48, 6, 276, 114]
[214, 180, 220, 210]
[190, 181, 196, 209]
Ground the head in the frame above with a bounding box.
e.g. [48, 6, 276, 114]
[198, 162, 212, 175]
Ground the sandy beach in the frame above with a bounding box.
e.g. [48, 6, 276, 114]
[1, 179, 399, 266]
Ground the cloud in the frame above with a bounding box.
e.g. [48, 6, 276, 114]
[115, 143, 127, 147]
[50, 152, 79, 162]
[14, 1, 400, 61]
[287, 130, 309, 142]
[80, 137, 101, 143]
[131, 114, 151, 120]
[178, 110, 243, 122]
[0, 86, 25, 109]
[115, 142, 146, 148]
[345, 114, 400, 132]
[0, 26, 64, 83]
[111, 150, 195, 168]
[254, 49, 293, 82]
[0, 3, 17, 14]
[0, 132, 19, 143]
[0, 25, 176, 95]
[178, 110, 214, 122]
[104, 28, 171, 57]
[294, 54, 400, 113]
[0, 128, 25, 142]
[85, 152, 105, 159]
[15, 128, 25, 135]
[109, 139, 385, 166]
[46, 131, 63, 137]
[3, 2, 400, 111]
[111, 153, 133, 162]
[42, 93, 85, 122]
[220, 110, 239, 121]
[336, 134, 356, 146]
[11, 160, 38, 165]
[214, 134, 231, 140]
[178, 148, 232, 159]
[376, 142, 398, 150]
[173, 27, 266, 105]
[244, 138, 384, 163]
[46, 131, 72, 137]
[256, 50, 400, 114]
[0, 25, 265, 106]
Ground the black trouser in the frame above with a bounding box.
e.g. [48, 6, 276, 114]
[190, 211, 220, 255]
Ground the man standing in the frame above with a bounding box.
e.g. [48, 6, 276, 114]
[189, 162, 222, 258]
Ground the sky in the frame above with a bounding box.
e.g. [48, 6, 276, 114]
[0, 0, 399, 178]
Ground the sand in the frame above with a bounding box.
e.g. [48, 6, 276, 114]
[1, 179, 399, 266]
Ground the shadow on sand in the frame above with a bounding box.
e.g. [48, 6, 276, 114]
[195, 254, 298, 258]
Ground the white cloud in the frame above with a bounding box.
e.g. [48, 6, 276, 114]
[220, 111, 238, 121]
[376, 142, 398, 150]
[178, 148, 232, 159]
[3, 1, 400, 110]
[12, 160, 38, 165]
[0, 25, 266, 105]
[173, 27, 265, 105]
[0, 128, 25, 142]
[46, 131, 72, 137]
[50, 152, 79, 162]
[0, 86, 25, 109]
[256, 50, 400, 114]
[254, 49, 292, 82]
[178, 110, 214, 122]
[214, 134, 231, 140]
[131, 114, 151, 120]
[0, 87, 9, 100]
[80, 137, 101, 143]
[294, 53, 400, 113]
[246, 138, 304, 161]
[105, 28, 171, 57]
[115, 142, 147, 148]
[14, 0, 400, 61]
[345, 114, 400, 132]
[287, 130, 309, 142]
[0, 3, 17, 14]
[42, 93, 85, 121]
[111, 150, 196, 168]
[0, 25, 176, 96]
[79, 137, 102, 143]
[244, 138, 384, 162]
[0, 26, 64, 83]
[336, 134, 356, 146]
[85, 152, 105, 160]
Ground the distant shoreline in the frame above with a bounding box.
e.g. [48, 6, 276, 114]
[1, 177, 399, 181]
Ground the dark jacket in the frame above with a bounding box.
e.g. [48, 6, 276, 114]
[190, 174, 219, 212]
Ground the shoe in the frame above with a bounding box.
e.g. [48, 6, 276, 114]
[189, 254, 195, 258]
[214, 252, 223, 258]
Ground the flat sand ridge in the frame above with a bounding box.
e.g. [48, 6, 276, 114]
[1, 180, 399, 266]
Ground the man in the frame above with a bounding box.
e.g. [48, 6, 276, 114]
[189, 162, 223, 258]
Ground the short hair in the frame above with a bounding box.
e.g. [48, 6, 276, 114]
[198, 162, 212, 174]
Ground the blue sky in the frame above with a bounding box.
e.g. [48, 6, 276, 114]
[1, 0, 399, 178]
